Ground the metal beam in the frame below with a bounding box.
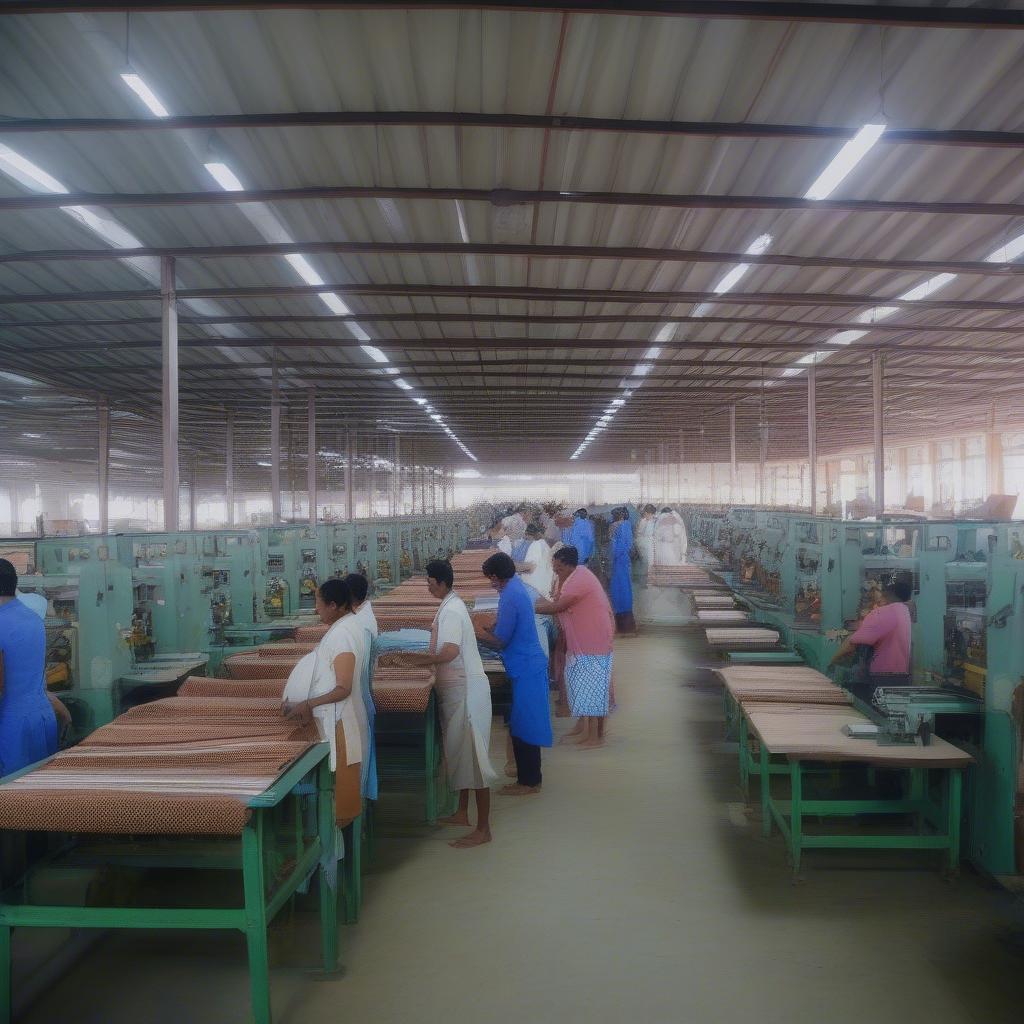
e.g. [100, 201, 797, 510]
[3, 2, 1024, 30]
[160, 256, 179, 532]
[307, 388, 317, 526]
[4, 282, 1023, 313]
[8, 185, 1024, 213]
[4, 241, 1024, 277]
[271, 365, 281, 524]
[97, 396, 109, 533]
[807, 364, 817, 514]
[225, 408, 234, 526]
[12, 311, 1024, 337]
[873, 352, 886, 514]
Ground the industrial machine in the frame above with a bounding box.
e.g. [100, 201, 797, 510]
[264, 526, 321, 616]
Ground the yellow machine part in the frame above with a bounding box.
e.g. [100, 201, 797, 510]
[963, 662, 986, 697]
[46, 663, 71, 688]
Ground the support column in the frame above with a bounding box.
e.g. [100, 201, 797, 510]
[97, 397, 109, 534]
[807, 363, 818, 514]
[872, 351, 886, 515]
[394, 434, 402, 516]
[345, 428, 354, 521]
[430, 467, 437, 513]
[225, 410, 235, 527]
[729, 405, 737, 502]
[443, 466, 450, 512]
[987, 403, 1004, 495]
[161, 256, 180, 532]
[270, 365, 282, 524]
[307, 389, 317, 526]
[189, 459, 198, 531]
[410, 441, 417, 516]
[758, 413, 767, 507]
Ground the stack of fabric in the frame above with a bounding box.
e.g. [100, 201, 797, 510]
[0, 695, 317, 835]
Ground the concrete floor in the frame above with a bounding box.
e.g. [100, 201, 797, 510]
[17, 621, 1024, 1023]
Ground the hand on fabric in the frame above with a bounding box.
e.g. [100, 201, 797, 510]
[282, 699, 313, 724]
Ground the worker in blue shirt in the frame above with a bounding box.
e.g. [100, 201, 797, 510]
[475, 552, 552, 795]
[563, 508, 596, 565]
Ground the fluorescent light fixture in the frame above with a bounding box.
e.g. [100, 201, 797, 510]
[284, 253, 325, 287]
[22, 432, 41, 439]
[986, 231, 1024, 264]
[256, 460, 272, 467]
[361, 345, 389, 364]
[804, 124, 886, 201]
[0, 143, 68, 194]
[413, 397, 428, 405]
[120, 73, 170, 117]
[394, 378, 413, 391]
[204, 161, 245, 192]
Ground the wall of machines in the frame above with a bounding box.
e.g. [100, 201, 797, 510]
[0, 514, 469, 736]
[686, 505, 1024, 878]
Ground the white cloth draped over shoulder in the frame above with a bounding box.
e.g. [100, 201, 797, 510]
[653, 510, 688, 566]
[283, 613, 369, 772]
[431, 592, 497, 791]
[520, 538, 554, 599]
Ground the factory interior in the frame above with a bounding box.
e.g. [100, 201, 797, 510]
[3, 3, 1024, 1023]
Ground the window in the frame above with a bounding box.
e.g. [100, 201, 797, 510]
[962, 436, 986, 503]
[1004, 432, 1024, 518]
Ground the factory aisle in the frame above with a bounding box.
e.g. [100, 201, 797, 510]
[20, 626, 1024, 1024]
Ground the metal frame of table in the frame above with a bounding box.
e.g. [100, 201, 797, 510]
[0, 743, 342, 1024]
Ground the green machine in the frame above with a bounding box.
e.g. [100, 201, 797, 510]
[264, 525, 321, 617]
[961, 523, 1024, 877]
[17, 542, 134, 732]
[397, 520, 415, 581]
[318, 522, 357, 580]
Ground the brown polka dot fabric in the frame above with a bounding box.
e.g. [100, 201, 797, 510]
[224, 654, 301, 679]
[121, 696, 285, 720]
[376, 651, 427, 670]
[258, 642, 317, 657]
[295, 624, 329, 643]
[372, 679, 434, 714]
[179, 677, 286, 700]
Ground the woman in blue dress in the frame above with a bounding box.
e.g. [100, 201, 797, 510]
[609, 508, 636, 635]
[0, 559, 59, 777]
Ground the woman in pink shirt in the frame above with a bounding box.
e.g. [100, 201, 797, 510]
[830, 579, 913, 703]
[535, 546, 615, 749]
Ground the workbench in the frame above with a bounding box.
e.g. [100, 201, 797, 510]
[0, 730, 339, 1024]
[746, 704, 972, 876]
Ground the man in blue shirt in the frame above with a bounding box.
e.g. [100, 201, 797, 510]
[475, 552, 552, 795]
[563, 508, 596, 565]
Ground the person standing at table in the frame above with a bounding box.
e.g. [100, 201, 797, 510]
[0, 559, 60, 777]
[344, 572, 378, 801]
[474, 552, 552, 795]
[563, 508, 596, 566]
[536, 546, 615, 749]
[407, 559, 497, 847]
[608, 507, 636, 635]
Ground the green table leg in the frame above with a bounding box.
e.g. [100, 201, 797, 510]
[241, 813, 271, 1024]
[789, 760, 803, 876]
[0, 922, 10, 1024]
[739, 713, 750, 799]
[342, 815, 363, 924]
[909, 767, 926, 834]
[317, 760, 339, 971]
[425, 693, 438, 825]
[947, 768, 963, 873]
[760, 745, 771, 837]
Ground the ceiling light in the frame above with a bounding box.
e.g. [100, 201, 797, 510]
[394, 379, 413, 391]
[204, 161, 245, 192]
[611, 398, 625, 407]
[361, 345, 389, 364]
[120, 73, 170, 118]
[256, 460, 272, 467]
[285, 253, 325, 287]
[413, 397, 428, 405]
[0, 143, 68, 194]
[804, 124, 886, 200]
[383, 367, 399, 376]
[430, 413, 444, 422]
[22, 432, 41, 439]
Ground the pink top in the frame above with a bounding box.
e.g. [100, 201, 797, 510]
[557, 566, 615, 656]
[849, 601, 912, 675]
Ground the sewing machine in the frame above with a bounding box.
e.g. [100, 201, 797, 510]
[866, 685, 982, 746]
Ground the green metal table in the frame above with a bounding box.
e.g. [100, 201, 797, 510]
[746, 706, 973, 877]
[0, 743, 341, 1024]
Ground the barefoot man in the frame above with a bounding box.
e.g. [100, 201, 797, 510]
[407, 559, 497, 848]
[535, 546, 614, 749]
[475, 552, 552, 795]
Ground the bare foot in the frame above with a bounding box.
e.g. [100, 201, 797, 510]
[499, 784, 541, 796]
[503, 761, 517, 778]
[558, 732, 586, 745]
[450, 829, 492, 848]
[438, 813, 471, 826]
[577, 739, 604, 749]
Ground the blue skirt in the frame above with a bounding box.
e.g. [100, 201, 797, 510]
[609, 555, 633, 614]
[0, 703, 58, 777]
[508, 655, 553, 748]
